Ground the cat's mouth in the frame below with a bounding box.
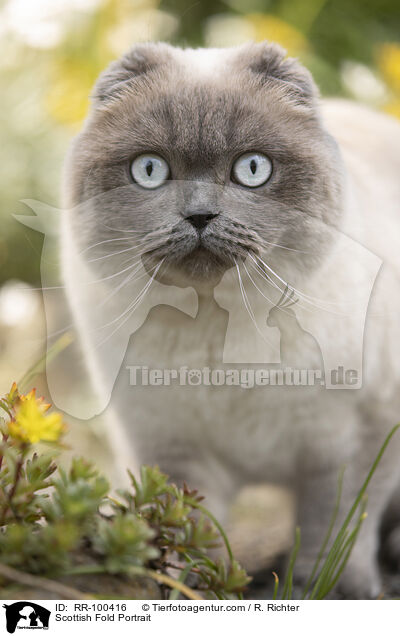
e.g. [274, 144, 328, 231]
[143, 220, 260, 283]
[144, 242, 235, 283]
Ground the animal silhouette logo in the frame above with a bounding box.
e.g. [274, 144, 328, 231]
[13, 194, 382, 416]
[267, 285, 324, 370]
[3, 602, 50, 633]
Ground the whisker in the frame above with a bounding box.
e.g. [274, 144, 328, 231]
[21, 236, 167, 292]
[255, 255, 291, 290]
[95, 258, 165, 348]
[261, 239, 311, 254]
[235, 260, 279, 352]
[248, 254, 284, 293]
[99, 223, 152, 234]
[84, 257, 148, 285]
[251, 256, 322, 314]
[245, 268, 301, 316]
[242, 260, 277, 306]
[253, 254, 348, 315]
[97, 257, 156, 309]
[99, 221, 171, 235]
[85, 235, 167, 263]
[79, 236, 140, 254]
[96, 265, 160, 331]
[80, 227, 169, 255]
[42, 258, 156, 341]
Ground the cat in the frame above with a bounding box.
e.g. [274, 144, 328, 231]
[61, 41, 400, 598]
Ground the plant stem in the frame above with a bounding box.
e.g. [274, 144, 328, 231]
[0, 435, 8, 472]
[142, 569, 203, 600]
[65, 564, 203, 600]
[190, 501, 234, 563]
[0, 445, 26, 526]
[0, 562, 90, 600]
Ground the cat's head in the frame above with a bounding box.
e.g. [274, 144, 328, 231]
[63, 42, 344, 289]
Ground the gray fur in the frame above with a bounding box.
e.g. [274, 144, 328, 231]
[62, 42, 400, 598]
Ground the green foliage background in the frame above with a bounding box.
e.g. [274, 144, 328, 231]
[0, 0, 399, 287]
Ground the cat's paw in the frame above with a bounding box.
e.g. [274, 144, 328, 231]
[334, 566, 382, 599]
[382, 525, 400, 571]
[293, 554, 381, 599]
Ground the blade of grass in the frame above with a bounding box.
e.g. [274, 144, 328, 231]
[316, 502, 368, 599]
[336, 425, 399, 542]
[307, 424, 399, 599]
[272, 571, 279, 600]
[301, 466, 345, 598]
[185, 548, 221, 571]
[19, 332, 74, 392]
[169, 562, 197, 600]
[281, 526, 301, 600]
[308, 529, 349, 599]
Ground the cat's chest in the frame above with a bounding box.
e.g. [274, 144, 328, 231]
[107, 292, 363, 484]
[125, 301, 229, 369]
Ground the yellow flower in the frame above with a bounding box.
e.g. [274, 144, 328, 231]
[377, 43, 400, 93]
[247, 14, 309, 56]
[383, 100, 400, 120]
[8, 390, 65, 444]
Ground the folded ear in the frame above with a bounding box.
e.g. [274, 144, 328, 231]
[239, 41, 318, 108]
[91, 42, 173, 105]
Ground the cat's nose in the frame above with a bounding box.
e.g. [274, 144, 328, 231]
[186, 212, 218, 230]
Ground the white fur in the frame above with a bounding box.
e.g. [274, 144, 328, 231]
[175, 47, 232, 77]
[62, 75, 400, 597]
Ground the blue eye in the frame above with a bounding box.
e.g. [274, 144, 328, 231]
[130, 154, 169, 189]
[232, 153, 272, 187]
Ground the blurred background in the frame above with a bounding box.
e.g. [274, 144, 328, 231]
[0, 0, 399, 572]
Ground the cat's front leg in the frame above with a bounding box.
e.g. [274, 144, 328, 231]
[293, 463, 382, 599]
[135, 443, 239, 526]
[334, 443, 400, 599]
[293, 434, 400, 600]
